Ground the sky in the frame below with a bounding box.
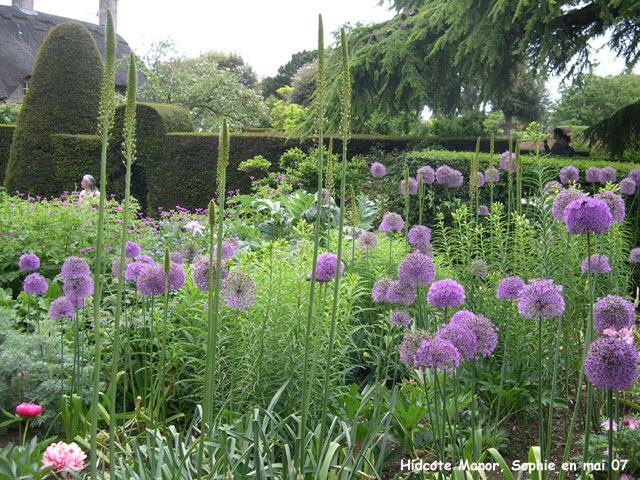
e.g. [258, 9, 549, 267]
[2, 0, 637, 98]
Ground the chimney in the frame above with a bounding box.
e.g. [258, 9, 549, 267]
[99, 0, 117, 31]
[12, 0, 35, 12]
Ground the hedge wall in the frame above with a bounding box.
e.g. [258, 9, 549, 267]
[0, 124, 15, 185]
[51, 134, 102, 193]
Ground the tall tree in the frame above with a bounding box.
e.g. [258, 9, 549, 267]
[261, 49, 317, 99]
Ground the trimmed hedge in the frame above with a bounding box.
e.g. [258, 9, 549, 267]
[4, 22, 103, 197]
[0, 124, 14, 184]
[51, 134, 102, 192]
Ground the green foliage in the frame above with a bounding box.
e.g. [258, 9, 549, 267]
[0, 124, 15, 184]
[0, 103, 21, 125]
[584, 98, 640, 159]
[0, 437, 56, 479]
[238, 155, 271, 174]
[269, 86, 308, 133]
[261, 49, 317, 99]
[4, 22, 103, 197]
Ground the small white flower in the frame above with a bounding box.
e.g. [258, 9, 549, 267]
[185, 220, 204, 236]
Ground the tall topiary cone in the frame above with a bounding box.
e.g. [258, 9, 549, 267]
[4, 22, 103, 197]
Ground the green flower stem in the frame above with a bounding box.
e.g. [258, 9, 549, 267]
[538, 318, 545, 480]
[493, 302, 512, 444]
[607, 389, 613, 480]
[581, 233, 594, 480]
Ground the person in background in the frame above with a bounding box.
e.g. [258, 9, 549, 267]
[79, 174, 100, 200]
[544, 128, 566, 155]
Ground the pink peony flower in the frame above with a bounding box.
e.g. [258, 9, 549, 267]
[600, 418, 618, 432]
[15, 402, 42, 417]
[622, 416, 638, 430]
[42, 441, 86, 475]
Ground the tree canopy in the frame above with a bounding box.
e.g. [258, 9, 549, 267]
[261, 50, 317, 99]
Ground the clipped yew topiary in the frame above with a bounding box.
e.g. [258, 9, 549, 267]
[4, 22, 103, 197]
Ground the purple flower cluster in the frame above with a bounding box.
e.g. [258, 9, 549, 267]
[137, 262, 185, 297]
[414, 337, 461, 373]
[389, 309, 412, 328]
[601, 166, 617, 183]
[564, 197, 612, 235]
[399, 329, 431, 367]
[125, 241, 141, 258]
[584, 337, 639, 390]
[620, 178, 636, 195]
[401, 177, 418, 196]
[436, 322, 477, 361]
[417, 166, 435, 185]
[214, 238, 238, 260]
[308, 252, 344, 283]
[435, 165, 464, 187]
[358, 232, 378, 249]
[24, 273, 48, 296]
[630, 248, 640, 263]
[559, 165, 580, 184]
[552, 188, 585, 221]
[125, 257, 154, 282]
[485, 167, 500, 183]
[111, 257, 129, 278]
[408, 225, 431, 248]
[544, 181, 562, 194]
[397, 252, 435, 287]
[169, 251, 183, 264]
[379, 212, 404, 233]
[585, 167, 603, 183]
[181, 242, 199, 263]
[450, 312, 498, 357]
[581, 253, 611, 274]
[61, 257, 93, 307]
[595, 190, 625, 224]
[499, 151, 516, 173]
[475, 171, 486, 188]
[427, 279, 465, 308]
[496, 276, 525, 301]
[372, 278, 393, 302]
[593, 295, 636, 333]
[478, 205, 490, 216]
[48, 297, 75, 320]
[19, 253, 40, 271]
[469, 258, 487, 278]
[386, 280, 415, 306]
[371, 162, 386, 177]
[192, 256, 228, 290]
[61, 256, 90, 280]
[518, 279, 565, 320]
[221, 271, 257, 310]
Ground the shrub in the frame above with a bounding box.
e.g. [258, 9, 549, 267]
[0, 124, 15, 184]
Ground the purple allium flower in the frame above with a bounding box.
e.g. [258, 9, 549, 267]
[435, 165, 453, 184]
[61, 257, 90, 281]
[446, 169, 464, 188]
[584, 337, 639, 390]
[358, 232, 378, 249]
[559, 165, 580, 184]
[372, 278, 393, 302]
[593, 295, 636, 333]
[397, 252, 435, 287]
[63, 277, 94, 306]
[48, 297, 74, 320]
[518, 279, 565, 320]
[221, 271, 257, 310]
[401, 177, 418, 196]
[408, 225, 431, 248]
[469, 258, 487, 278]
[181, 242, 199, 262]
[630, 248, 640, 263]
[478, 205, 490, 216]
[416, 243, 433, 256]
[137, 255, 154, 266]
[449, 309, 477, 324]
[586, 167, 603, 183]
[321, 188, 331, 204]
[499, 151, 516, 173]
[629, 169, 640, 186]
[125, 241, 141, 258]
[450, 313, 498, 357]
[19, 253, 40, 271]
[620, 178, 637, 195]
[399, 329, 431, 368]
[125, 259, 152, 282]
[427, 279, 465, 309]
[601, 166, 617, 183]
[417, 166, 435, 185]
[379, 212, 404, 233]
[485, 167, 500, 183]
[192, 257, 228, 290]
[386, 280, 416, 306]
[436, 322, 477, 361]
[389, 309, 412, 328]
[564, 197, 612, 235]
[544, 181, 562, 194]
[214, 238, 237, 260]
[496, 276, 525, 301]
[581, 253, 611, 274]
[595, 190, 625, 224]
[24, 273, 48, 296]
[371, 162, 386, 177]
[169, 251, 183, 264]
[166, 262, 186, 291]
[475, 171, 486, 188]
[136, 265, 165, 297]
[308, 252, 344, 283]
[414, 338, 461, 373]
[111, 257, 129, 278]
[552, 188, 586, 221]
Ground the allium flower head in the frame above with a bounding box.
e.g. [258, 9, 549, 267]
[19, 253, 40, 271]
[358, 232, 378, 249]
[629, 169, 640, 186]
[399, 329, 431, 367]
[450, 313, 498, 357]
[386, 280, 415, 306]
[136, 265, 165, 297]
[630, 248, 640, 263]
[24, 273, 48, 296]
[427, 279, 465, 309]
[593, 295, 636, 333]
[414, 337, 461, 373]
[586, 167, 603, 183]
[449, 309, 477, 325]
[496, 276, 525, 301]
[499, 151, 516, 173]
[563, 197, 612, 235]
[221, 271, 257, 310]
[478, 205, 490, 216]
[397, 252, 435, 287]
[475, 171, 486, 187]
[61, 256, 90, 280]
[111, 257, 130, 278]
[389, 309, 412, 328]
[518, 279, 565, 320]
[371, 162, 386, 177]
[620, 178, 637, 195]
[125, 241, 141, 258]
[166, 262, 186, 291]
[435, 165, 453, 184]
[485, 167, 499, 183]
[379, 212, 404, 233]
[214, 238, 237, 260]
[436, 322, 477, 361]
[581, 253, 611, 274]
[308, 252, 344, 283]
[416, 243, 433, 256]
[544, 181, 562, 194]
[408, 225, 431, 248]
[41, 441, 86, 475]
[584, 337, 639, 390]
[192, 256, 228, 290]
[559, 165, 580, 184]
[372, 278, 393, 302]
[601, 166, 617, 183]
[169, 251, 183, 264]
[125, 259, 153, 282]
[49, 297, 75, 320]
[469, 258, 487, 278]
[401, 177, 418, 196]
[446, 169, 464, 188]
[417, 166, 435, 184]
[63, 277, 93, 306]
[552, 188, 585, 221]
[595, 190, 625, 223]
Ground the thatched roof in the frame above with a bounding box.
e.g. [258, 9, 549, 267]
[0, 5, 139, 100]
